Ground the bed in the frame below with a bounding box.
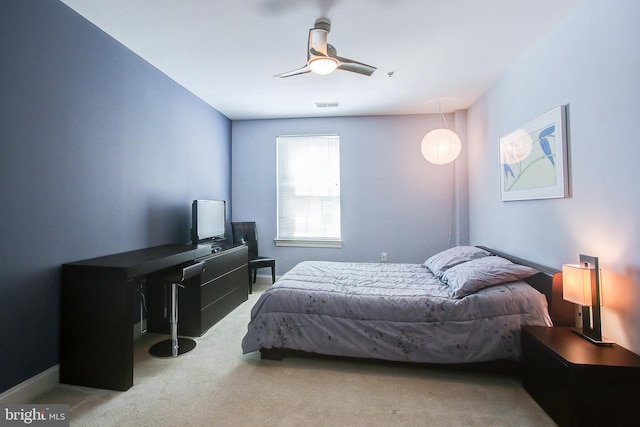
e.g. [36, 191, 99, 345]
[241, 246, 574, 365]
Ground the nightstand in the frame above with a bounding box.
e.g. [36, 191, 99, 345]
[521, 326, 640, 427]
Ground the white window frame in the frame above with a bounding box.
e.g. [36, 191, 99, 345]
[275, 134, 342, 248]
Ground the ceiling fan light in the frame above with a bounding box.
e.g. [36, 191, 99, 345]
[309, 57, 338, 75]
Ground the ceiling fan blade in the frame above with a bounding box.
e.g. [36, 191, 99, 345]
[275, 27, 326, 78]
[309, 47, 330, 59]
[335, 56, 377, 76]
[327, 44, 376, 76]
[308, 28, 330, 57]
[275, 65, 311, 78]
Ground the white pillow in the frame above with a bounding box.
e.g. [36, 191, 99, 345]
[442, 256, 539, 299]
[423, 246, 491, 278]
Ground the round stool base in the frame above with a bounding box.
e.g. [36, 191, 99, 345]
[149, 337, 196, 358]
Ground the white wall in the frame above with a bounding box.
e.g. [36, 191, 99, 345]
[467, 0, 640, 353]
[232, 114, 468, 274]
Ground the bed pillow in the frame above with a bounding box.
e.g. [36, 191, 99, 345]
[442, 256, 539, 299]
[423, 246, 491, 278]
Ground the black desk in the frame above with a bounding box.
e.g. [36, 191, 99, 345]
[60, 244, 211, 391]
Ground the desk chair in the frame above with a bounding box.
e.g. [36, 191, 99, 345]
[231, 222, 275, 294]
[149, 261, 205, 358]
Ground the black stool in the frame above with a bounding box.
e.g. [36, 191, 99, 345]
[149, 261, 205, 358]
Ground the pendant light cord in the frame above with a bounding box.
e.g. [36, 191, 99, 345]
[439, 102, 457, 247]
[439, 103, 451, 130]
[449, 159, 456, 248]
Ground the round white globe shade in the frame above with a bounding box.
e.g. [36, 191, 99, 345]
[309, 58, 338, 75]
[421, 128, 462, 165]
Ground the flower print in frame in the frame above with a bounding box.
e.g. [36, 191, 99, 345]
[500, 105, 569, 201]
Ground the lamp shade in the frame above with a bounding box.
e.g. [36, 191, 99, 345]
[421, 128, 461, 165]
[562, 263, 593, 306]
[309, 57, 338, 75]
[562, 255, 609, 345]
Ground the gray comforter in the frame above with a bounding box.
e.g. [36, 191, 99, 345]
[241, 261, 552, 363]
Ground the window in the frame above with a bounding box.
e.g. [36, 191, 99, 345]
[276, 134, 342, 248]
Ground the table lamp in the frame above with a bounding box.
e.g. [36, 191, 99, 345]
[562, 254, 611, 345]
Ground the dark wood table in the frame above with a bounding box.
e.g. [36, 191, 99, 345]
[60, 244, 211, 391]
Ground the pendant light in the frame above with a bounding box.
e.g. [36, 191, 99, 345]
[421, 105, 461, 165]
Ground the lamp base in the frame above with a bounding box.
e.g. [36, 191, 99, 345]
[571, 328, 614, 346]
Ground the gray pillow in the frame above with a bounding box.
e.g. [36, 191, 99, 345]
[423, 246, 491, 278]
[442, 256, 539, 299]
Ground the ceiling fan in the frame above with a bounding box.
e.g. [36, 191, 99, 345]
[275, 18, 377, 78]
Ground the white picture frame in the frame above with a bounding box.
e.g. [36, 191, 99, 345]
[499, 105, 569, 201]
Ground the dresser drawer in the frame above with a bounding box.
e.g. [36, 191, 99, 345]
[201, 266, 245, 309]
[201, 287, 247, 332]
[200, 246, 247, 283]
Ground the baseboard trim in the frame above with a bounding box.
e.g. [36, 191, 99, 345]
[0, 365, 60, 404]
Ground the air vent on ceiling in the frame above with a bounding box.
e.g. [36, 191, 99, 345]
[315, 102, 340, 108]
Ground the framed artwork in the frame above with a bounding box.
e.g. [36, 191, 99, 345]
[499, 105, 569, 201]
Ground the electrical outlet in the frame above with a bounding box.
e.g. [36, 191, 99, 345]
[381, 252, 388, 262]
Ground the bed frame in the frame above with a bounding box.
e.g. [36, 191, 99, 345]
[259, 246, 576, 369]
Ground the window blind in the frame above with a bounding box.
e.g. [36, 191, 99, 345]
[276, 134, 341, 247]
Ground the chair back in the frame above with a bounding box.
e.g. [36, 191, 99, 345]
[231, 222, 259, 258]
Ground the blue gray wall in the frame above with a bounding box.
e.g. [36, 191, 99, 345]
[0, 0, 231, 393]
[467, 0, 640, 354]
[232, 113, 469, 274]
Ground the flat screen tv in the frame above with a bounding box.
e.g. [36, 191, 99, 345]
[191, 199, 226, 245]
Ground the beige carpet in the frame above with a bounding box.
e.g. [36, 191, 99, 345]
[34, 277, 555, 426]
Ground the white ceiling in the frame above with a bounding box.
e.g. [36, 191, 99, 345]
[60, 0, 583, 120]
